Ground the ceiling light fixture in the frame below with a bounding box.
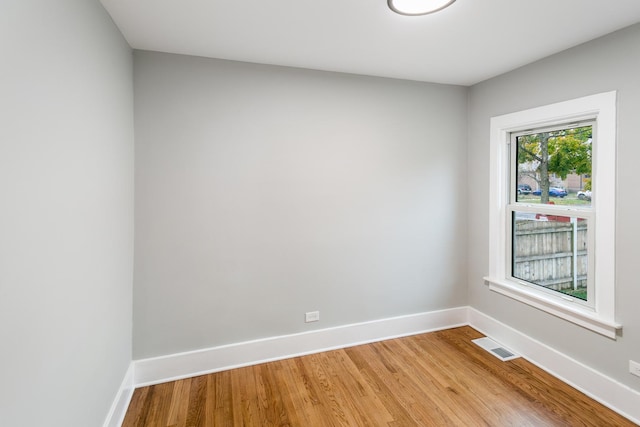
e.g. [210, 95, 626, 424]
[388, 0, 456, 16]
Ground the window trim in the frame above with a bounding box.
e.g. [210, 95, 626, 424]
[484, 91, 620, 339]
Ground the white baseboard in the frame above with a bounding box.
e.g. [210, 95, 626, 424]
[468, 307, 640, 425]
[133, 306, 468, 386]
[103, 363, 135, 427]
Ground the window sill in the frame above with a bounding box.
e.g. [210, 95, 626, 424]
[483, 277, 621, 339]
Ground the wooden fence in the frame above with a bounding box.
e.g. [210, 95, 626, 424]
[512, 219, 588, 292]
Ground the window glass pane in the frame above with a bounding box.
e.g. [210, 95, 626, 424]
[512, 212, 588, 301]
[515, 126, 592, 207]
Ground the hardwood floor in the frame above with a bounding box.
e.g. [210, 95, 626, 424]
[122, 326, 635, 426]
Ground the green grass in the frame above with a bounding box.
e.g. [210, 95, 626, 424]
[559, 288, 587, 300]
[517, 194, 591, 206]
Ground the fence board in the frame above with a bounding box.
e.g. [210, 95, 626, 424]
[513, 220, 587, 292]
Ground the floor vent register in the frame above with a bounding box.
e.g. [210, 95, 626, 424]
[472, 337, 520, 361]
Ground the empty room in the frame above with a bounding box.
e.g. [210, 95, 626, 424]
[2, 0, 640, 425]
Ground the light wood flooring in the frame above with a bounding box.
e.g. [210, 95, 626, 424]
[123, 326, 636, 426]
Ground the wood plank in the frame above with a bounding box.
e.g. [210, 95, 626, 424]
[143, 381, 174, 427]
[122, 326, 636, 426]
[123, 386, 150, 427]
[166, 378, 191, 427]
[185, 375, 207, 426]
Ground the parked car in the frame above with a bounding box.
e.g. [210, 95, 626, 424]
[577, 190, 592, 200]
[532, 187, 567, 198]
[517, 184, 532, 195]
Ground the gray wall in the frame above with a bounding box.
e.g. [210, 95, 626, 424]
[133, 51, 468, 358]
[0, 1, 134, 426]
[467, 23, 640, 389]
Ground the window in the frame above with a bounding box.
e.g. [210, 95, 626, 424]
[485, 92, 620, 339]
[511, 123, 594, 304]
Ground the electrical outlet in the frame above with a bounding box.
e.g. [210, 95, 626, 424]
[305, 311, 320, 323]
[630, 360, 640, 378]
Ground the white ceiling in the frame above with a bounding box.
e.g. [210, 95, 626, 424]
[100, 0, 640, 86]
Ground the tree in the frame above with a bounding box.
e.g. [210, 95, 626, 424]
[517, 126, 592, 203]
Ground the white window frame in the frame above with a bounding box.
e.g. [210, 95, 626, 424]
[484, 91, 620, 339]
